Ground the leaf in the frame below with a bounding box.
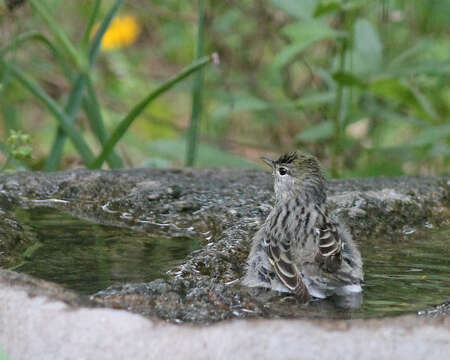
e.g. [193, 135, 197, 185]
[274, 20, 342, 68]
[332, 71, 366, 87]
[410, 123, 450, 146]
[213, 95, 271, 119]
[0, 31, 73, 78]
[352, 19, 382, 74]
[282, 19, 341, 41]
[268, 0, 318, 19]
[90, 55, 214, 169]
[273, 43, 311, 69]
[429, 143, 450, 157]
[314, 67, 337, 89]
[369, 78, 417, 108]
[294, 91, 336, 108]
[46, 74, 88, 171]
[186, 0, 207, 166]
[297, 120, 334, 141]
[82, 0, 101, 49]
[407, 83, 438, 122]
[147, 139, 259, 168]
[46, 0, 124, 171]
[88, 0, 124, 66]
[29, 0, 86, 70]
[384, 61, 450, 77]
[389, 40, 430, 67]
[369, 77, 439, 122]
[369, 107, 427, 128]
[213, 91, 335, 121]
[4, 61, 95, 165]
[314, 0, 342, 17]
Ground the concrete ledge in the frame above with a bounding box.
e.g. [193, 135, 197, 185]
[1, 270, 449, 360]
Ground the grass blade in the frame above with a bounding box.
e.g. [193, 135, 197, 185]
[90, 54, 215, 169]
[185, 0, 206, 167]
[0, 31, 73, 78]
[45, 74, 87, 170]
[45, 0, 123, 170]
[88, 0, 124, 66]
[83, 77, 123, 168]
[4, 61, 95, 164]
[29, 0, 86, 70]
[0, 60, 12, 99]
[82, 0, 102, 50]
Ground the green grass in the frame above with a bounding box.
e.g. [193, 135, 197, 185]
[1, 0, 448, 175]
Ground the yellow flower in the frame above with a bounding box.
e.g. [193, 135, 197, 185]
[94, 15, 141, 51]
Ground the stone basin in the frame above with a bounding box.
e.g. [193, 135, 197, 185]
[0, 169, 449, 359]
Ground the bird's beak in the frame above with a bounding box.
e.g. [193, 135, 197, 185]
[261, 156, 275, 168]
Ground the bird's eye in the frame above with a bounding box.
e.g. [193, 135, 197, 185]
[278, 167, 288, 176]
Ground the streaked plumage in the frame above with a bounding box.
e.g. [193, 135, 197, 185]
[243, 151, 363, 301]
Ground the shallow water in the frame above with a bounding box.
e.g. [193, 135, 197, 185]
[11, 207, 202, 294]
[8, 206, 450, 318]
[355, 228, 450, 317]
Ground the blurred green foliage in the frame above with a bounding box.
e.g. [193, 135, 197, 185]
[0, 0, 213, 170]
[0, 0, 449, 176]
[0, 129, 32, 170]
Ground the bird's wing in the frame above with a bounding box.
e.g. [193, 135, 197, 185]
[263, 209, 308, 298]
[315, 207, 343, 273]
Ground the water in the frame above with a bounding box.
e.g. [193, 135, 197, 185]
[7, 206, 450, 319]
[355, 229, 450, 317]
[11, 207, 202, 294]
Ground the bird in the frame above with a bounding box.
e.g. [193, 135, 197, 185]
[242, 151, 363, 301]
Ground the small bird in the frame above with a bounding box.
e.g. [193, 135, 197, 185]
[243, 151, 363, 301]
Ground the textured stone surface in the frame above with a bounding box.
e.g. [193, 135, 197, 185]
[0, 170, 449, 320]
[1, 169, 448, 264]
[0, 170, 449, 358]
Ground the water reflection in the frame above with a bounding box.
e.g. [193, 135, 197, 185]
[8, 206, 450, 319]
[12, 207, 202, 294]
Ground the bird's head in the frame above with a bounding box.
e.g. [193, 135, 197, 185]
[262, 151, 327, 204]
